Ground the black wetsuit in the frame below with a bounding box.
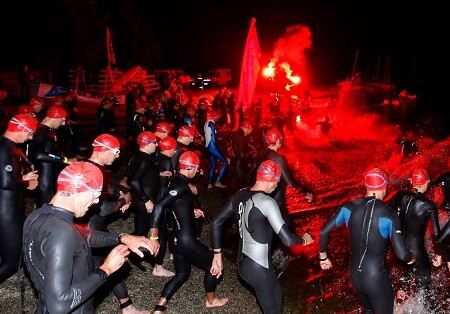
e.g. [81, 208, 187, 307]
[250, 148, 309, 226]
[152, 151, 174, 266]
[211, 188, 302, 314]
[387, 190, 440, 292]
[28, 124, 66, 208]
[320, 196, 413, 314]
[0, 136, 31, 283]
[22, 204, 120, 314]
[126, 150, 159, 236]
[230, 128, 252, 188]
[79, 160, 129, 302]
[150, 172, 218, 302]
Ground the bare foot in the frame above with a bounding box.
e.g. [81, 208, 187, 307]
[204, 297, 229, 309]
[214, 182, 227, 188]
[121, 304, 150, 314]
[152, 266, 175, 277]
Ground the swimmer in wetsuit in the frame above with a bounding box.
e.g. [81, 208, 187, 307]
[204, 110, 229, 189]
[148, 151, 228, 313]
[319, 168, 415, 314]
[82, 134, 149, 314]
[210, 160, 314, 314]
[22, 162, 157, 314]
[0, 114, 38, 284]
[387, 168, 441, 296]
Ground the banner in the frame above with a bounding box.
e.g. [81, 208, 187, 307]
[237, 17, 261, 112]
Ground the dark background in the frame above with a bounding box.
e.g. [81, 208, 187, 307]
[0, 0, 447, 99]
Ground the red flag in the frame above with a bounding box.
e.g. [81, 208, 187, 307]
[106, 26, 116, 65]
[237, 17, 261, 112]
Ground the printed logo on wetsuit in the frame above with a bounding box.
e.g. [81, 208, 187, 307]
[5, 165, 12, 172]
[169, 190, 177, 196]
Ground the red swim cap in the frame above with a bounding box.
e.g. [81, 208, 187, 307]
[159, 136, 177, 151]
[46, 105, 68, 119]
[411, 168, 429, 186]
[156, 122, 174, 133]
[17, 104, 34, 115]
[257, 160, 281, 182]
[30, 96, 45, 108]
[57, 161, 103, 196]
[178, 125, 196, 138]
[265, 128, 283, 145]
[179, 151, 200, 169]
[137, 131, 157, 147]
[7, 114, 38, 133]
[365, 168, 387, 190]
[92, 134, 120, 152]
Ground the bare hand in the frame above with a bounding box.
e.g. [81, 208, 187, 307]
[210, 254, 223, 278]
[432, 254, 443, 267]
[23, 170, 38, 181]
[194, 208, 205, 218]
[120, 234, 159, 258]
[100, 244, 130, 276]
[145, 200, 154, 213]
[119, 203, 131, 213]
[188, 183, 198, 195]
[119, 191, 131, 205]
[160, 170, 173, 177]
[27, 179, 39, 190]
[319, 258, 332, 270]
[302, 232, 314, 245]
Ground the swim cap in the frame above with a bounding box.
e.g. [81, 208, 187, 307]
[92, 134, 120, 152]
[159, 136, 177, 151]
[51, 95, 65, 106]
[179, 151, 200, 169]
[178, 125, 196, 138]
[364, 168, 387, 190]
[411, 168, 429, 186]
[30, 96, 45, 108]
[57, 161, 103, 197]
[17, 104, 34, 115]
[137, 131, 157, 147]
[46, 105, 68, 119]
[257, 160, 281, 182]
[7, 114, 38, 133]
[265, 128, 283, 145]
[156, 122, 174, 133]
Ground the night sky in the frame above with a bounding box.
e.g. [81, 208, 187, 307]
[0, 1, 447, 89]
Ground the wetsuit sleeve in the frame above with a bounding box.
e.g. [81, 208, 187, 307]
[0, 148, 28, 189]
[386, 212, 413, 262]
[28, 130, 65, 163]
[257, 194, 303, 247]
[83, 226, 119, 248]
[211, 196, 235, 250]
[42, 228, 108, 313]
[319, 206, 350, 253]
[427, 201, 441, 239]
[128, 157, 151, 203]
[275, 154, 309, 194]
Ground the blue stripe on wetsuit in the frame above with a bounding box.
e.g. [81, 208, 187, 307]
[335, 207, 351, 227]
[378, 217, 392, 239]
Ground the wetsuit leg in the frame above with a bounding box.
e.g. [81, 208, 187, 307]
[0, 211, 22, 283]
[153, 220, 169, 265]
[207, 153, 217, 184]
[208, 148, 228, 183]
[159, 250, 191, 301]
[350, 270, 394, 314]
[132, 201, 151, 236]
[238, 255, 283, 314]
